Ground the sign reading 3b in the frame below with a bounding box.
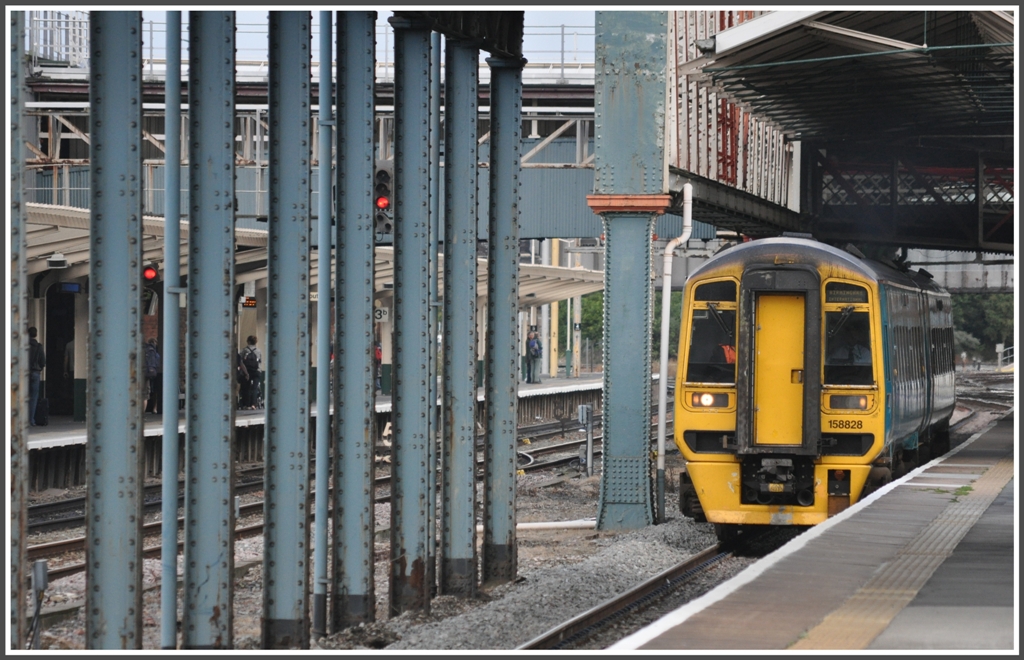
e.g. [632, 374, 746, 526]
[373, 307, 390, 322]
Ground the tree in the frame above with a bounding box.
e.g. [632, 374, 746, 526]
[555, 291, 604, 352]
[951, 293, 1014, 357]
[652, 290, 683, 360]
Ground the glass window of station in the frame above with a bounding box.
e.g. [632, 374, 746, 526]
[823, 282, 873, 386]
[685, 280, 737, 384]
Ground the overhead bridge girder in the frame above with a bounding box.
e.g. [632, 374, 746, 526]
[668, 167, 805, 237]
[808, 149, 1014, 254]
[395, 10, 523, 59]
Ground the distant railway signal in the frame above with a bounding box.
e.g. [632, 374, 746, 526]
[374, 160, 394, 239]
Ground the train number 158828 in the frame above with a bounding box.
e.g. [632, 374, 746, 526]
[828, 419, 863, 430]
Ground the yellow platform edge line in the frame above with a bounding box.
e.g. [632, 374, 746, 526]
[789, 456, 1013, 650]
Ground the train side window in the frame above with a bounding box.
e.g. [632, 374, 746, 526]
[685, 306, 737, 384]
[824, 310, 873, 385]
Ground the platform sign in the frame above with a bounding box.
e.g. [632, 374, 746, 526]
[374, 307, 390, 322]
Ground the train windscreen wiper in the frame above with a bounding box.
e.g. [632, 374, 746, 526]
[706, 303, 734, 340]
[827, 305, 855, 338]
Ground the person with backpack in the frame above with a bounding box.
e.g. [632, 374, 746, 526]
[240, 335, 263, 409]
[144, 337, 162, 414]
[236, 351, 250, 410]
[526, 331, 543, 384]
[28, 326, 46, 426]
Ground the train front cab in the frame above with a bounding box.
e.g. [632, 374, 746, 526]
[675, 257, 887, 536]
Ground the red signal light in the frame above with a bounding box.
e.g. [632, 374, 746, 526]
[376, 196, 390, 210]
[143, 265, 159, 282]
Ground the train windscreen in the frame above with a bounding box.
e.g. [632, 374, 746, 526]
[686, 281, 737, 384]
[824, 310, 873, 385]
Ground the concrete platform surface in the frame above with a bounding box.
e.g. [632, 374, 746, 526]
[613, 411, 1016, 652]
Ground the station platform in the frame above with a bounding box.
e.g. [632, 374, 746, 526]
[24, 370, 611, 451]
[613, 410, 1017, 652]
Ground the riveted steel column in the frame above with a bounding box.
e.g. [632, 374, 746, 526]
[331, 9, 377, 631]
[590, 12, 669, 530]
[10, 10, 28, 650]
[312, 10, 332, 640]
[427, 29, 442, 600]
[595, 213, 656, 530]
[388, 14, 432, 617]
[183, 12, 236, 648]
[440, 39, 479, 598]
[482, 55, 525, 586]
[85, 11, 146, 649]
[262, 11, 312, 650]
[160, 11, 182, 649]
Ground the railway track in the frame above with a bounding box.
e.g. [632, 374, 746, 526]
[25, 419, 671, 581]
[518, 527, 795, 650]
[26, 417, 604, 531]
[518, 542, 731, 650]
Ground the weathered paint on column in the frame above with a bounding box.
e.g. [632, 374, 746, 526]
[440, 38, 480, 598]
[593, 11, 668, 197]
[482, 54, 525, 586]
[263, 11, 311, 649]
[10, 10, 29, 650]
[332, 9, 378, 631]
[388, 14, 432, 616]
[84, 11, 146, 646]
[590, 11, 669, 530]
[183, 11, 236, 648]
[160, 11, 182, 649]
[85, 11, 146, 649]
[595, 212, 656, 530]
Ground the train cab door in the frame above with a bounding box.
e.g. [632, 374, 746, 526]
[753, 293, 805, 445]
[736, 266, 821, 456]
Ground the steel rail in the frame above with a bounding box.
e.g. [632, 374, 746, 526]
[517, 543, 730, 650]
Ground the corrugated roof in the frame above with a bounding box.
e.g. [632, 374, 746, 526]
[688, 10, 1014, 150]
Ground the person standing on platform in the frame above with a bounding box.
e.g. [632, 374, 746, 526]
[144, 337, 162, 414]
[527, 331, 543, 384]
[241, 335, 263, 409]
[28, 326, 46, 426]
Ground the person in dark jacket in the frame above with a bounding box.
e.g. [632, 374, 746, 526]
[240, 335, 263, 409]
[28, 326, 46, 426]
[144, 337, 162, 414]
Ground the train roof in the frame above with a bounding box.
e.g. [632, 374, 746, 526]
[688, 236, 949, 295]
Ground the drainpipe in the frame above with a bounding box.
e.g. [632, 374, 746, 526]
[656, 182, 692, 522]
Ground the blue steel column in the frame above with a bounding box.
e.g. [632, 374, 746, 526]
[426, 29, 442, 600]
[86, 11, 146, 649]
[10, 10, 28, 650]
[160, 10, 183, 650]
[331, 9, 378, 631]
[439, 38, 479, 598]
[183, 12, 236, 648]
[312, 10, 332, 640]
[388, 15, 433, 616]
[482, 55, 525, 585]
[263, 11, 312, 650]
[590, 12, 669, 531]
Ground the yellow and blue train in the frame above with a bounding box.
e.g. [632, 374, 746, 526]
[674, 236, 955, 540]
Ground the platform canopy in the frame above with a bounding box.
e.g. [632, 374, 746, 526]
[24, 202, 605, 307]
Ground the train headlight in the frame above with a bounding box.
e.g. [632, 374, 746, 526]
[830, 395, 868, 410]
[690, 392, 728, 408]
